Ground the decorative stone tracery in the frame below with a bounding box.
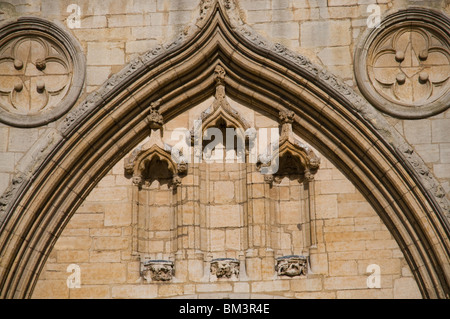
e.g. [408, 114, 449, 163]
[190, 65, 252, 163]
[210, 258, 240, 280]
[124, 100, 187, 189]
[257, 110, 320, 185]
[125, 64, 324, 283]
[0, 17, 85, 127]
[355, 8, 450, 118]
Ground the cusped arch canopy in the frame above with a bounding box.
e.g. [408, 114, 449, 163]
[0, 0, 449, 298]
[257, 110, 321, 184]
[124, 143, 185, 189]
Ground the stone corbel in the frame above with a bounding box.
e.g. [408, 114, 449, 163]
[210, 258, 240, 281]
[275, 255, 308, 277]
[141, 259, 175, 282]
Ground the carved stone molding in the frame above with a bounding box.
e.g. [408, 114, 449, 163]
[210, 258, 240, 280]
[0, 17, 85, 127]
[190, 64, 252, 162]
[190, 65, 251, 139]
[257, 110, 320, 184]
[124, 102, 187, 188]
[275, 255, 308, 277]
[355, 8, 450, 119]
[1, 0, 449, 299]
[142, 260, 175, 282]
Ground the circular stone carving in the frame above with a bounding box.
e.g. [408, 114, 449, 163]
[354, 9, 450, 119]
[0, 17, 85, 127]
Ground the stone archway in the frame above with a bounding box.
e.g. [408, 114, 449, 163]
[0, 0, 448, 299]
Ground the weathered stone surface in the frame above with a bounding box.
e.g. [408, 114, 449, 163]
[317, 47, 352, 66]
[300, 20, 351, 47]
[394, 278, 422, 299]
[111, 285, 158, 299]
[209, 205, 242, 228]
[1, 0, 445, 301]
[432, 119, 450, 143]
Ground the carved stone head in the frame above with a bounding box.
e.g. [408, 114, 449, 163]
[275, 255, 308, 277]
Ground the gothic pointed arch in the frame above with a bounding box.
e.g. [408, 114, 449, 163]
[124, 100, 187, 189]
[190, 64, 252, 164]
[191, 65, 251, 135]
[0, 0, 448, 298]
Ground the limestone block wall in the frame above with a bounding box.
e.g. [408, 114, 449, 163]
[31, 97, 422, 299]
[0, 0, 448, 299]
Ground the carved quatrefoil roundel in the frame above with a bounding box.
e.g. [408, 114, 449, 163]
[0, 17, 85, 127]
[355, 9, 450, 118]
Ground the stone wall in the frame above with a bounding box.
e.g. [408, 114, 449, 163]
[0, 0, 448, 204]
[0, 0, 448, 299]
[32, 97, 421, 299]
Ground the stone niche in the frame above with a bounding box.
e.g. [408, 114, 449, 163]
[355, 8, 450, 118]
[255, 109, 320, 275]
[124, 100, 186, 282]
[125, 65, 320, 283]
